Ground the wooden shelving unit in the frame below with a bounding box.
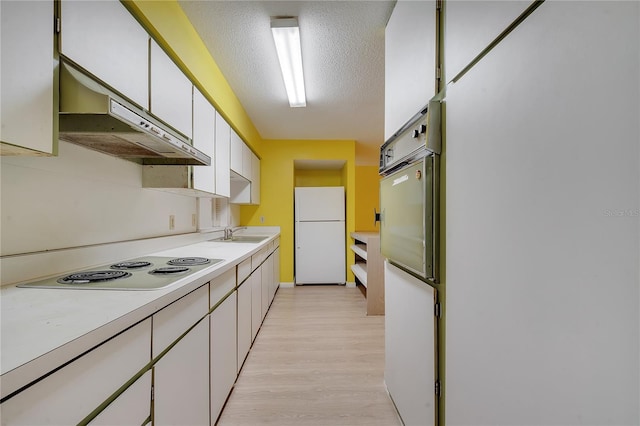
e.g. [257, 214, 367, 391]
[350, 232, 385, 315]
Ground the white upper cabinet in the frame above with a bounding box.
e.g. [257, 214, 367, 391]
[215, 111, 231, 198]
[230, 130, 244, 176]
[150, 40, 193, 139]
[1, 0, 55, 155]
[59, 0, 149, 109]
[192, 87, 216, 194]
[141, 90, 226, 197]
[384, 0, 437, 140]
[229, 130, 260, 204]
[251, 151, 261, 205]
[242, 142, 253, 181]
[445, 1, 532, 81]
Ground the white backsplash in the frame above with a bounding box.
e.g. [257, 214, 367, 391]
[0, 141, 207, 282]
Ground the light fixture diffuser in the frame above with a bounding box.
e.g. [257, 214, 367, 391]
[271, 17, 306, 108]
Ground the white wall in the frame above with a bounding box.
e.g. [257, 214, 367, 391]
[445, 1, 639, 425]
[0, 141, 197, 257]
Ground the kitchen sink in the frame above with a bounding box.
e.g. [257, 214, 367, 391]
[212, 235, 269, 243]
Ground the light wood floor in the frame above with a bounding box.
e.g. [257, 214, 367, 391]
[217, 285, 401, 426]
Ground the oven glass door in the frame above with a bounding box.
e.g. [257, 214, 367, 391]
[380, 155, 435, 281]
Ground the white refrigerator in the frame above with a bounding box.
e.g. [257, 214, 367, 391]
[294, 186, 346, 284]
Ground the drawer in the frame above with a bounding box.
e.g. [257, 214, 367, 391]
[152, 284, 209, 357]
[210, 267, 236, 308]
[237, 258, 251, 284]
[251, 247, 268, 270]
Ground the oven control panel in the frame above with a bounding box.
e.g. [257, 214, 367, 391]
[379, 100, 441, 174]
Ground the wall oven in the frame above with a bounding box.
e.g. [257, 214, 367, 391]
[379, 100, 441, 284]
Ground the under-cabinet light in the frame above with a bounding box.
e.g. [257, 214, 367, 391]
[271, 17, 306, 108]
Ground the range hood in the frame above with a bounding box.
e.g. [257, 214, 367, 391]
[58, 62, 210, 166]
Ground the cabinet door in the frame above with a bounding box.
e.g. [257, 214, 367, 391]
[150, 40, 193, 139]
[210, 292, 238, 422]
[445, 1, 531, 81]
[89, 370, 152, 425]
[242, 143, 252, 181]
[251, 152, 261, 205]
[385, 0, 436, 139]
[272, 247, 280, 303]
[193, 88, 215, 194]
[384, 262, 435, 426]
[237, 279, 252, 372]
[60, 0, 148, 109]
[261, 255, 272, 318]
[0, 319, 151, 425]
[230, 178, 251, 204]
[1, 0, 55, 154]
[250, 269, 262, 342]
[230, 130, 244, 175]
[153, 318, 209, 426]
[215, 111, 231, 197]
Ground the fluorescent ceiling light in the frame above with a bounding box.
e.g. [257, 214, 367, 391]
[271, 17, 306, 108]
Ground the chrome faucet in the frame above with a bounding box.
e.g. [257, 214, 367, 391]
[223, 226, 246, 240]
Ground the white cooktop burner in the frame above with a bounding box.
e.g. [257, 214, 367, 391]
[17, 256, 223, 291]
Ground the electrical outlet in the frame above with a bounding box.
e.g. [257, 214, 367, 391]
[169, 215, 175, 230]
[192, 214, 197, 227]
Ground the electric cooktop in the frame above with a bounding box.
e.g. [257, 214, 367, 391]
[17, 256, 223, 291]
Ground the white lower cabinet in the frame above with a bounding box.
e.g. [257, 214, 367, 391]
[152, 285, 209, 425]
[153, 317, 210, 426]
[250, 268, 262, 342]
[272, 247, 280, 304]
[0, 319, 151, 425]
[152, 285, 209, 357]
[210, 292, 238, 422]
[385, 261, 436, 426]
[2, 241, 282, 426]
[237, 277, 252, 372]
[90, 370, 152, 425]
[261, 255, 272, 319]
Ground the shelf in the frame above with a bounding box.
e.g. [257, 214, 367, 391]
[350, 263, 367, 287]
[350, 244, 367, 260]
[349, 232, 384, 315]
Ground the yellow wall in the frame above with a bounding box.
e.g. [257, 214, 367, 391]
[241, 140, 356, 284]
[294, 169, 343, 187]
[355, 166, 381, 232]
[125, 0, 367, 285]
[124, 0, 262, 153]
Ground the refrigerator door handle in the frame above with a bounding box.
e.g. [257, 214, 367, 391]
[295, 221, 300, 249]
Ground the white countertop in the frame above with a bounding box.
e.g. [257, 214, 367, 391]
[0, 228, 280, 399]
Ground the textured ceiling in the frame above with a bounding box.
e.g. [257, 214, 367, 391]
[178, 0, 395, 166]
